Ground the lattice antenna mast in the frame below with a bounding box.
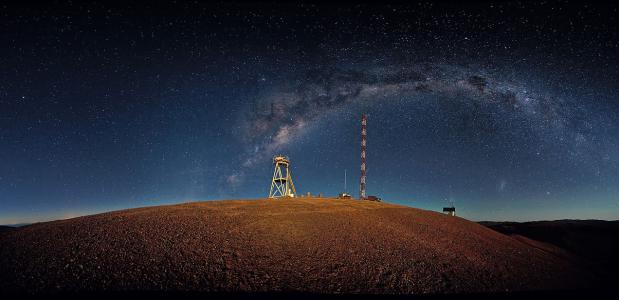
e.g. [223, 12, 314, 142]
[269, 155, 297, 198]
[360, 114, 367, 199]
[344, 169, 347, 194]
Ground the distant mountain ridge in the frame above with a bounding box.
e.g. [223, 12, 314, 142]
[0, 223, 30, 228]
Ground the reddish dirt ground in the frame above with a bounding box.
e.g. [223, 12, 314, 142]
[0, 198, 594, 294]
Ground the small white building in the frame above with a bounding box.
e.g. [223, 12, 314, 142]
[443, 206, 456, 216]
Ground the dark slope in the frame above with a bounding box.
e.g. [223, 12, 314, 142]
[0, 199, 594, 294]
[0, 225, 14, 234]
[480, 220, 619, 286]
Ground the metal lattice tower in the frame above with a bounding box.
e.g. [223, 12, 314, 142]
[269, 155, 297, 198]
[360, 114, 367, 199]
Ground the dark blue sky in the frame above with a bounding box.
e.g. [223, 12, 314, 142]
[1, 1, 618, 224]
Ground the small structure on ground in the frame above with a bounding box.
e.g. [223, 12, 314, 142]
[443, 206, 456, 216]
[338, 193, 352, 199]
[365, 195, 382, 202]
[443, 200, 456, 216]
[338, 169, 352, 199]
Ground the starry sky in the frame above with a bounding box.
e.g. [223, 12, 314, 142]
[1, 1, 618, 224]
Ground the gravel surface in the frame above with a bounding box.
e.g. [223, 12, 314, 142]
[0, 198, 593, 294]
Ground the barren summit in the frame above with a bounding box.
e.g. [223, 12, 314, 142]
[0, 198, 591, 294]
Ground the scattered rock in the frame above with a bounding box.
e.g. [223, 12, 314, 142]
[0, 198, 594, 294]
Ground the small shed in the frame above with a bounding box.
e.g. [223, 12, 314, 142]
[366, 195, 382, 202]
[338, 193, 352, 199]
[443, 206, 456, 216]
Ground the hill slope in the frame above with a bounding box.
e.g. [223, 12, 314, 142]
[480, 220, 619, 286]
[0, 198, 593, 294]
[0, 225, 14, 234]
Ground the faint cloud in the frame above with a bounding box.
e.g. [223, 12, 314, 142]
[498, 180, 507, 192]
[226, 173, 242, 186]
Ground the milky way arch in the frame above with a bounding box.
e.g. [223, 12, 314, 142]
[227, 62, 612, 186]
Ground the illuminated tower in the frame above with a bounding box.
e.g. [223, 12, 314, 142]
[360, 114, 367, 199]
[269, 155, 297, 198]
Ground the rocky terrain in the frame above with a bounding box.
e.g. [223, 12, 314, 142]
[0, 198, 595, 294]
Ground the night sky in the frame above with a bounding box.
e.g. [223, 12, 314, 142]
[1, 1, 618, 224]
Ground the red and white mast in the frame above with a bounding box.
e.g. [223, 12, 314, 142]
[360, 113, 367, 199]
